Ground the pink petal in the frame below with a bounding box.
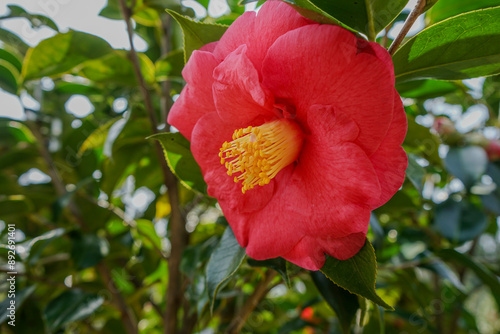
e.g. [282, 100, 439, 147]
[262, 24, 395, 156]
[213, 45, 274, 125]
[212, 1, 311, 71]
[167, 50, 219, 140]
[370, 93, 408, 208]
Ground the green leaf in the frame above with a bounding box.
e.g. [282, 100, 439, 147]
[283, 0, 408, 39]
[0, 285, 36, 325]
[44, 290, 104, 332]
[396, 79, 458, 99]
[0, 47, 23, 72]
[70, 233, 110, 270]
[0, 28, 29, 54]
[393, 7, 500, 83]
[320, 239, 392, 310]
[79, 50, 155, 86]
[445, 146, 488, 189]
[5, 5, 59, 31]
[155, 48, 184, 82]
[134, 219, 162, 251]
[311, 271, 359, 334]
[22, 30, 112, 81]
[206, 226, 246, 312]
[0, 59, 19, 94]
[247, 257, 291, 287]
[405, 153, 426, 193]
[0, 195, 32, 216]
[433, 199, 488, 243]
[166, 9, 228, 63]
[20, 228, 66, 260]
[404, 116, 442, 166]
[426, 0, 500, 25]
[437, 248, 500, 310]
[150, 132, 207, 194]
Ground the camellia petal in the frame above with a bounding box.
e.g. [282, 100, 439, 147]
[213, 44, 274, 125]
[212, 1, 311, 70]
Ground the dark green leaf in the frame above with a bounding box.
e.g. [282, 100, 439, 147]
[206, 226, 246, 312]
[433, 199, 488, 243]
[0, 285, 36, 325]
[166, 9, 228, 63]
[21, 228, 66, 260]
[150, 132, 207, 194]
[134, 219, 162, 251]
[396, 79, 458, 99]
[445, 146, 488, 188]
[22, 30, 112, 81]
[311, 271, 359, 333]
[394, 7, 500, 83]
[320, 240, 392, 310]
[437, 249, 500, 310]
[0, 47, 23, 72]
[283, 0, 408, 39]
[0, 59, 19, 94]
[71, 234, 110, 270]
[5, 5, 59, 31]
[44, 289, 104, 332]
[404, 116, 442, 166]
[247, 257, 290, 287]
[426, 0, 500, 25]
[0, 195, 32, 217]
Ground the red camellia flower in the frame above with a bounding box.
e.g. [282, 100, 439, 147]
[168, 1, 407, 270]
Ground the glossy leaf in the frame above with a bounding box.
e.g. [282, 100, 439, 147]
[71, 234, 110, 270]
[405, 153, 426, 193]
[311, 271, 359, 333]
[284, 0, 408, 39]
[206, 226, 246, 312]
[396, 79, 458, 99]
[150, 132, 207, 194]
[22, 30, 112, 81]
[155, 48, 184, 82]
[0, 47, 23, 72]
[433, 199, 488, 243]
[445, 146, 488, 189]
[394, 7, 500, 83]
[404, 116, 442, 166]
[0, 27, 29, 54]
[426, 0, 500, 25]
[166, 9, 228, 63]
[320, 239, 392, 310]
[44, 290, 104, 332]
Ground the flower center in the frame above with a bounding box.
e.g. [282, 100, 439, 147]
[219, 119, 303, 194]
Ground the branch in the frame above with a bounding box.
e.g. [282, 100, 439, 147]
[224, 271, 277, 334]
[388, 0, 427, 55]
[116, 2, 189, 333]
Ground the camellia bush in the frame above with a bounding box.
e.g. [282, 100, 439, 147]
[1, 0, 500, 333]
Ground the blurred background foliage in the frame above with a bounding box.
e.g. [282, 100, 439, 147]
[0, 0, 499, 333]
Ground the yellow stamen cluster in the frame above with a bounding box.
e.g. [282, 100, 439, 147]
[219, 120, 303, 194]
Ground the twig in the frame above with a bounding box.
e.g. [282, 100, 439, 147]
[27, 120, 138, 334]
[388, 0, 427, 55]
[116, 1, 189, 333]
[224, 271, 278, 334]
